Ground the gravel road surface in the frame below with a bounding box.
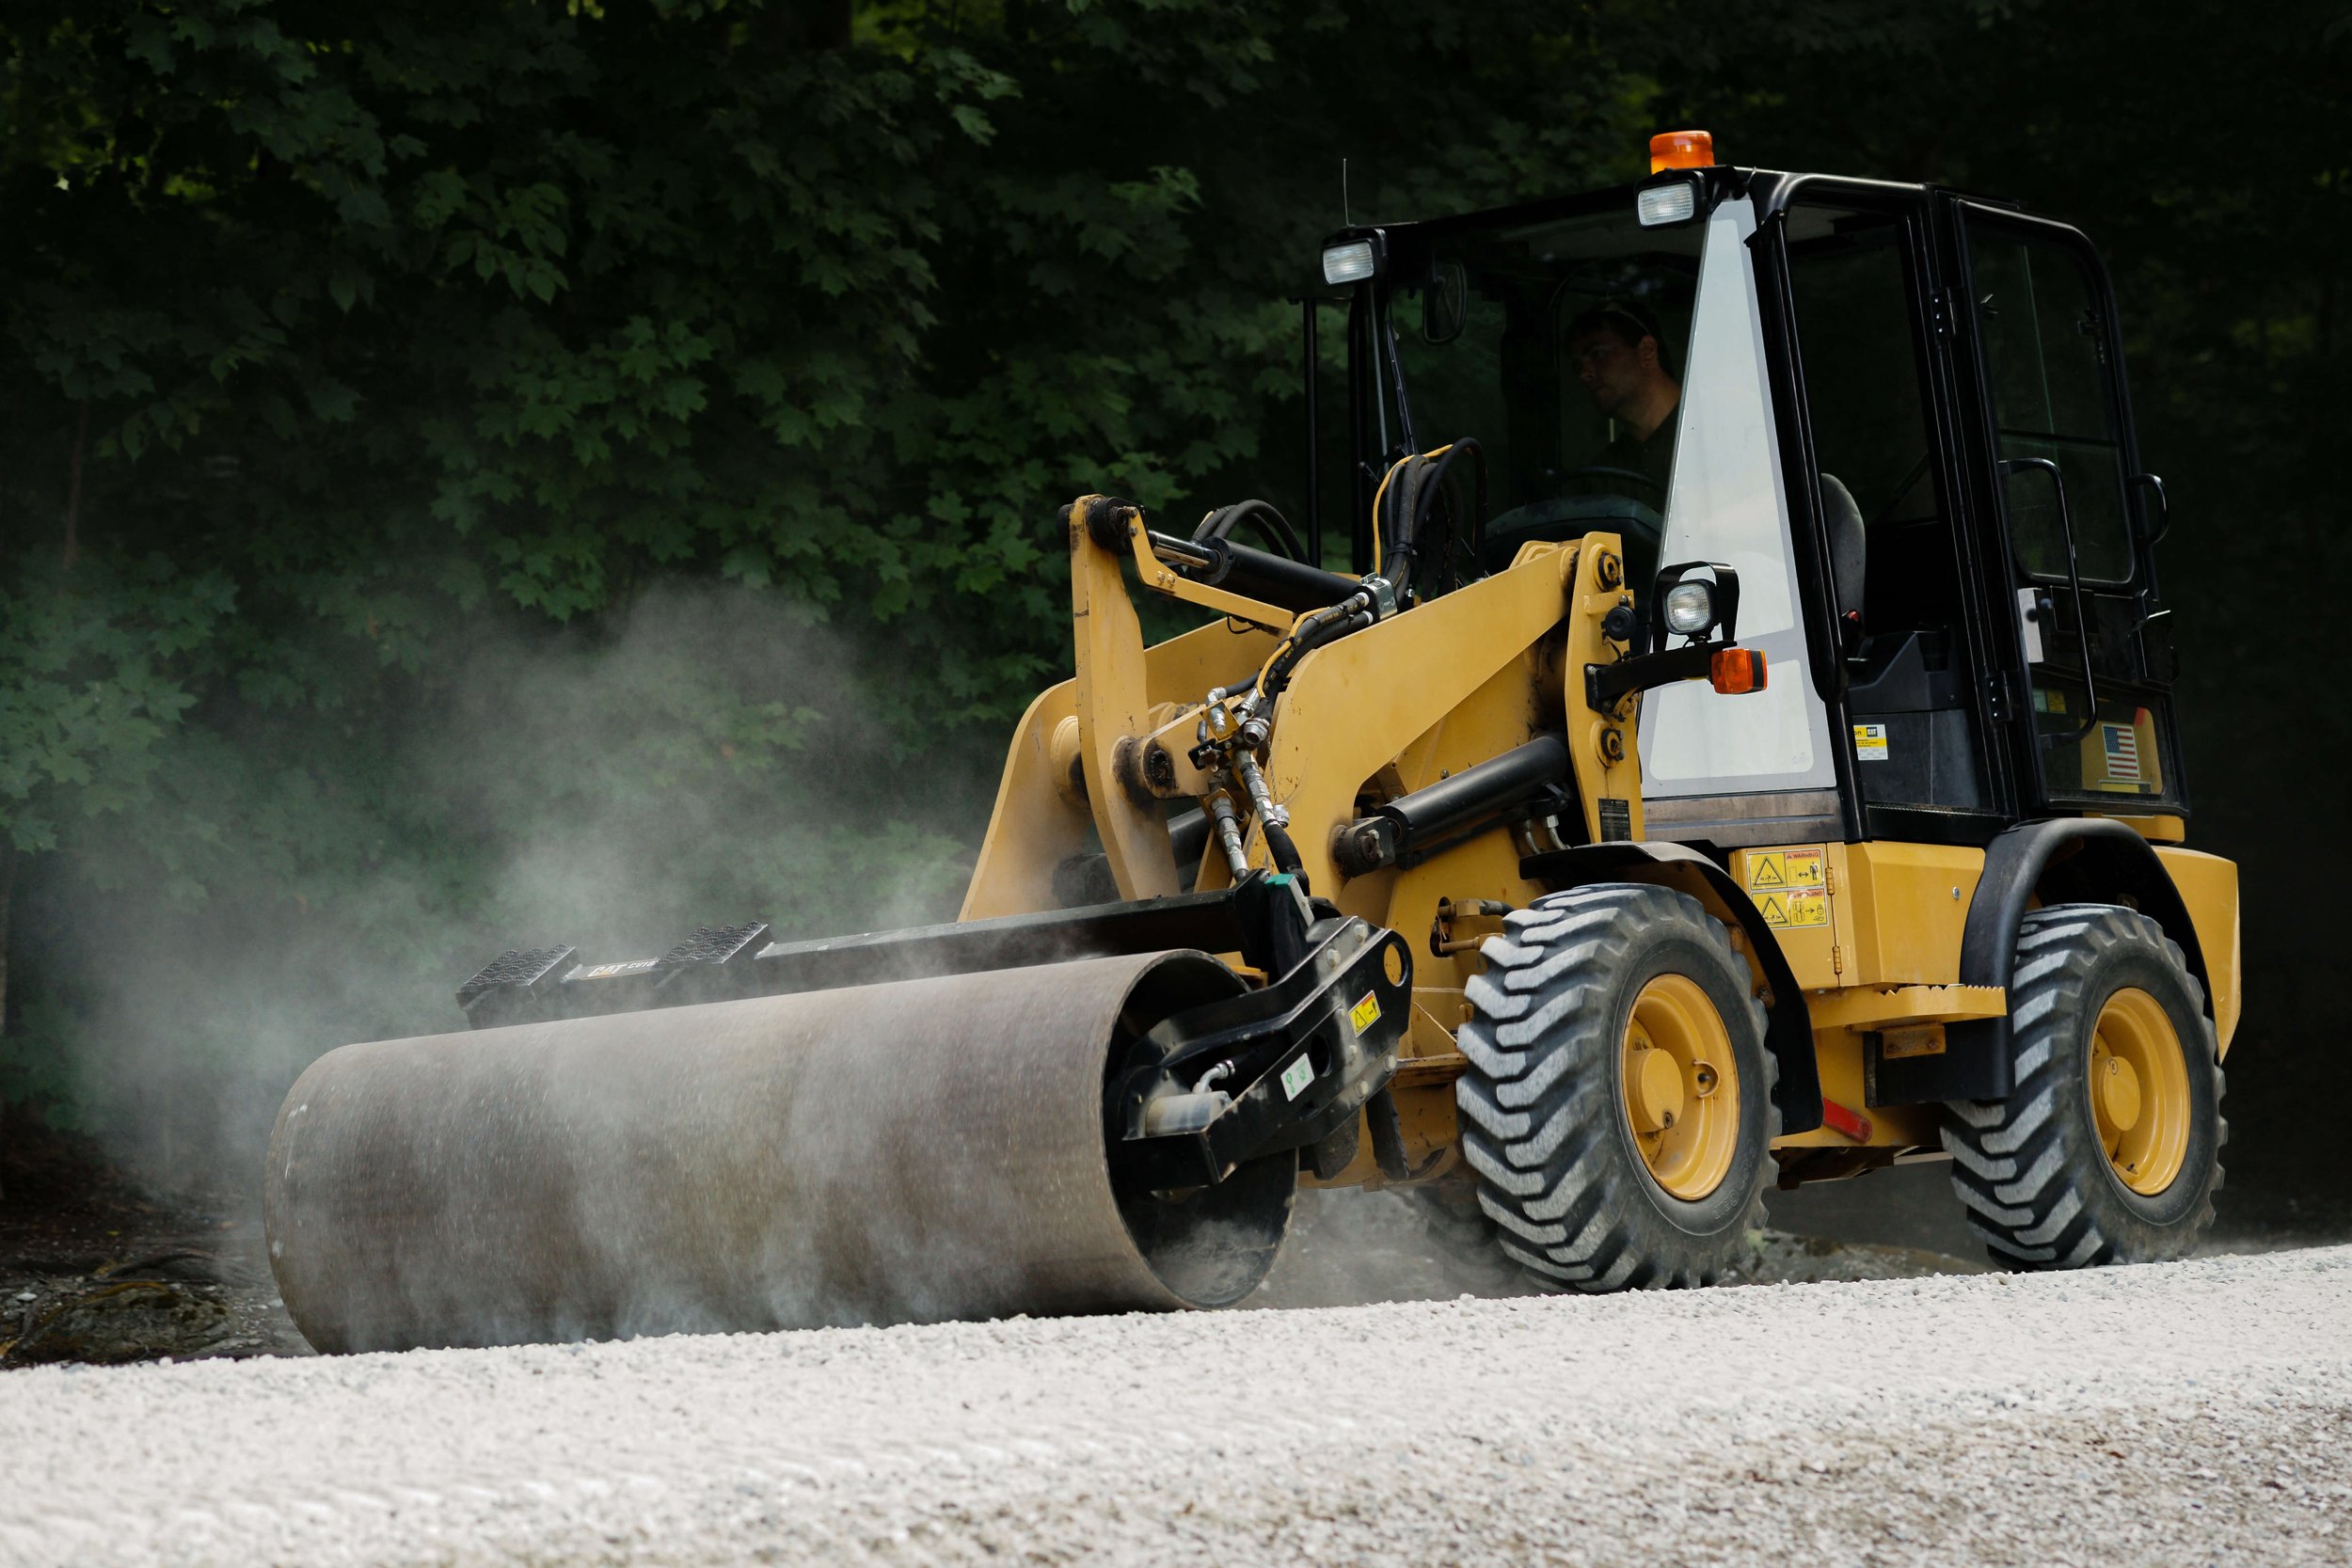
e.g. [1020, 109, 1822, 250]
[3, 1245, 2345, 1568]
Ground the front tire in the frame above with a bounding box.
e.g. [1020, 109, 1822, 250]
[1943, 903, 2224, 1269]
[1456, 884, 1776, 1291]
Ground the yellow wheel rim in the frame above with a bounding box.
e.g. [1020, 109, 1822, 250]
[1618, 974, 1740, 1200]
[2089, 987, 2191, 1196]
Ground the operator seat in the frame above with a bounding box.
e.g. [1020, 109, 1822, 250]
[1820, 472, 1867, 642]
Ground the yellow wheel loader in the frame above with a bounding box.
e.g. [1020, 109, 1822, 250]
[264, 134, 2239, 1351]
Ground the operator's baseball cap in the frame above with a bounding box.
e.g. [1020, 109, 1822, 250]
[1565, 297, 1664, 350]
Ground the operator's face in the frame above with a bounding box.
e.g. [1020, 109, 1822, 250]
[1570, 327, 1652, 418]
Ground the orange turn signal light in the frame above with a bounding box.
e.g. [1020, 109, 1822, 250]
[1709, 647, 1766, 694]
[1649, 129, 1715, 174]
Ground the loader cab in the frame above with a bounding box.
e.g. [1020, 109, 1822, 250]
[1314, 156, 2186, 847]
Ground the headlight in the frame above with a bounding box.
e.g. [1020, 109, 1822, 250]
[1663, 580, 1716, 636]
[1636, 181, 1699, 228]
[1321, 241, 1377, 286]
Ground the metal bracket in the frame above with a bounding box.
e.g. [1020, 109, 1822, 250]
[1106, 915, 1411, 1189]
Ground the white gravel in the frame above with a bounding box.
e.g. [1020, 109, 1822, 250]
[3, 1245, 2347, 1567]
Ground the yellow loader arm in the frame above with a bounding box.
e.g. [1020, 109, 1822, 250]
[963, 496, 1653, 920]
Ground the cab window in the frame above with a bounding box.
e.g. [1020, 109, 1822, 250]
[1392, 208, 1704, 594]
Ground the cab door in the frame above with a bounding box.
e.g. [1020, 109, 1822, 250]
[1941, 200, 2183, 816]
[1777, 189, 2006, 838]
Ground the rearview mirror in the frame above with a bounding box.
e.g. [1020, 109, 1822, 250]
[1422, 262, 1466, 344]
[2128, 471, 2169, 547]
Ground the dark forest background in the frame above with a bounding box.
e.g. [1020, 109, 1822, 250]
[3, 0, 2345, 1225]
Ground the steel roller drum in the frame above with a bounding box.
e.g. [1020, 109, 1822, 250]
[262, 949, 1295, 1352]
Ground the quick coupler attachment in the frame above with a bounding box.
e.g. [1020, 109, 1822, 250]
[1105, 911, 1411, 1192]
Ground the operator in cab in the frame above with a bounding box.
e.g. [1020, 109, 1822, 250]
[1566, 300, 1682, 504]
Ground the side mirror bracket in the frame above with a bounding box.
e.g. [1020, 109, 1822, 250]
[1583, 561, 1763, 709]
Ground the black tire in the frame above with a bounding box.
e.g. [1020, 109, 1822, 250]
[1456, 883, 1777, 1290]
[1943, 903, 2225, 1269]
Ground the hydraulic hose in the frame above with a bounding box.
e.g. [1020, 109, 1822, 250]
[1376, 439, 1486, 594]
[1262, 819, 1306, 879]
[1252, 594, 1372, 710]
[1194, 499, 1305, 562]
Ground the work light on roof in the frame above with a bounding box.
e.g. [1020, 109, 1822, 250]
[1321, 240, 1377, 287]
[1636, 182, 1698, 227]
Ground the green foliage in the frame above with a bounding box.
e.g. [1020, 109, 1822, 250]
[0, 558, 232, 852]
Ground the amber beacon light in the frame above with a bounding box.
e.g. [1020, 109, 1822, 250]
[1649, 130, 1715, 173]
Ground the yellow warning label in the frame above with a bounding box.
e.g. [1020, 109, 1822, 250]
[1349, 992, 1382, 1035]
[1747, 847, 1824, 892]
[1755, 886, 1829, 929]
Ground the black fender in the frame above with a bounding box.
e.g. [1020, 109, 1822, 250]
[1521, 842, 1824, 1136]
[1883, 817, 2211, 1105]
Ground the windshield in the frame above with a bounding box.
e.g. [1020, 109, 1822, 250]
[1384, 195, 1838, 807]
[1389, 204, 1708, 592]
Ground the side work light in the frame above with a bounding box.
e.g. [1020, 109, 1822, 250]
[1663, 579, 1717, 636]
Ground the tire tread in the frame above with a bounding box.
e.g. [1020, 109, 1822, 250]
[1942, 903, 2223, 1270]
[1456, 884, 1777, 1291]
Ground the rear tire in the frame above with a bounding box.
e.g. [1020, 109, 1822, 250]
[1943, 903, 2224, 1269]
[1456, 884, 1775, 1290]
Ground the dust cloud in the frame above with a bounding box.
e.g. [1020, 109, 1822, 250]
[19, 579, 983, 1210]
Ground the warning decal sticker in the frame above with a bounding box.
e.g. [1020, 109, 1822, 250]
[1348, 991, 1382, 1036]
[1747, 847, 1823, 892]
[1756, 887, 1829, 929]
[1852, 722, 1889, 763]
[1749, 847, 1828, 929]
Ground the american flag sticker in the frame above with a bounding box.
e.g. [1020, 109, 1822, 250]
[2101, 721, 2142, 783]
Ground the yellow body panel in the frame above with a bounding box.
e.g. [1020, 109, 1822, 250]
[1805, 985, 2005, 1033]
[1384, 823, 1543, 1049]
[1837, 843, 1984, 987]
[1263, 544, 1583, 894]
[2154, 846, 2241, 1055]
[2096, 813, 2188, 844]
[1554, 540, 1647, 844]
[1073, 504, 1185, 899]
[961, 606, 1275, 920]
